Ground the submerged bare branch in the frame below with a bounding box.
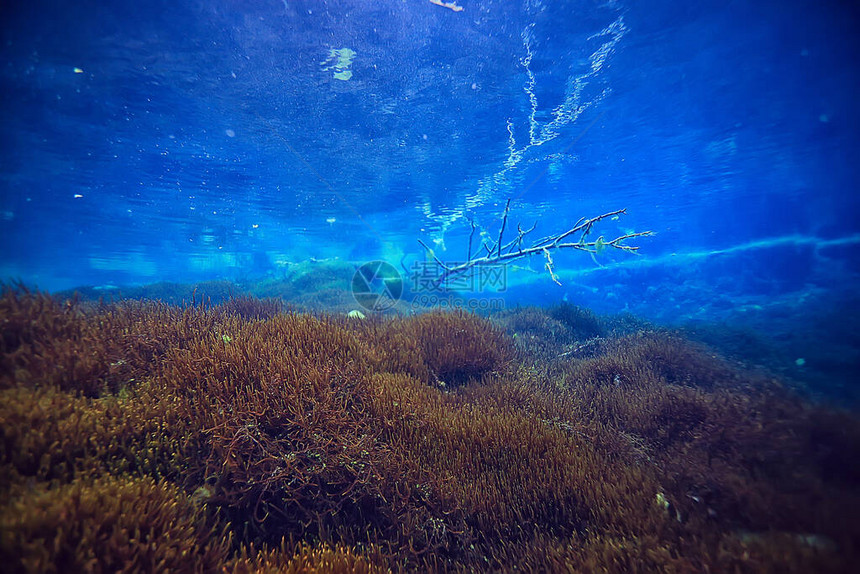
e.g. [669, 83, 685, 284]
[418, 203, 652, 287]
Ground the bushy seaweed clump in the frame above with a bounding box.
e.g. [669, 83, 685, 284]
[0, 476, 226, 573]
[1, 284, 859, 573]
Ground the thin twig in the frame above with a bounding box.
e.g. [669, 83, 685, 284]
[418, 202, 651, 287]
[496, 199, 512, 258]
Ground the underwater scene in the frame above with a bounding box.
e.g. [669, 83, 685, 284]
[1, 0, 859, 572]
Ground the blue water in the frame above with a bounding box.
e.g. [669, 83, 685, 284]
[1, 1, 859, 393]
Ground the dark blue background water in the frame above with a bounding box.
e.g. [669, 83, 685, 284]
[1, 0, 858, 331]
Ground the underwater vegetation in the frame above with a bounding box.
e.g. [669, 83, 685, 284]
[1, 285, 859, 572]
